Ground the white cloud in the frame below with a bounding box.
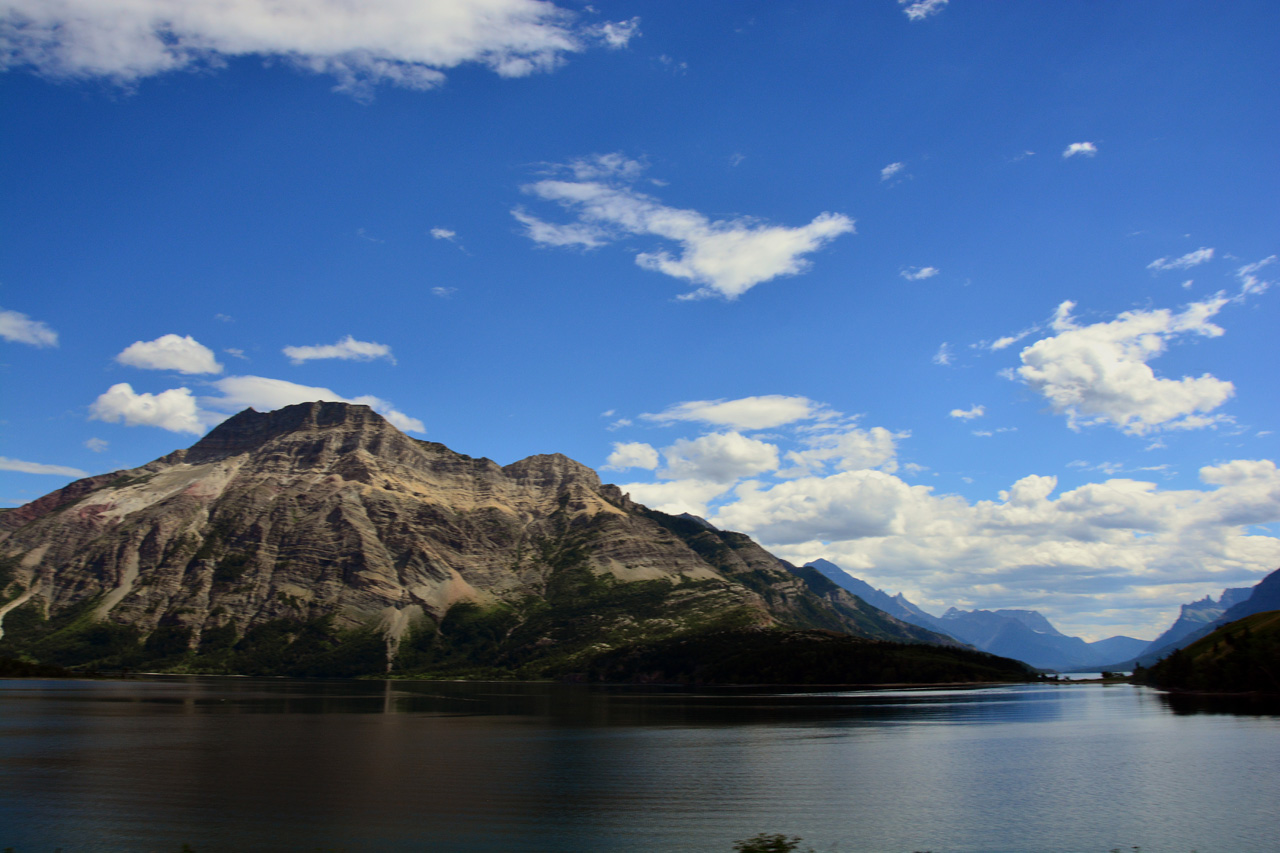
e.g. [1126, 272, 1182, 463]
[1016, 296, 1235, 435]
[709, 459, 1280, 639]
[89, 375, 424, 435]
[1063, 142, 1098, 158]
[116, 333, 223, 374]
[0, 457, 88, 477]
[603, 441, 659, 472]
[950, 405, 985, 420]
[85, 437, 108, 453]
[1237, 255, 1275, 297]
[515, 154, 855, 299]
[880, 161, 905, 181]
[988, 326, 1036, 351]
[585, 17, 639, 49]
[282, 335, 395, 365]
[614, 478, 732, 518]
[430, 227, 457, 241]
[0, 0, 635, 97]
[0, 308, 57, 347]
[1148, 247, 1214, 272]
[932, 343, 953, 366]
[778, 426, 902, 477]
[658, 432, 779, 483]
[511, 208, 608, 248]
[899, 0, 948, 21]
[205, 375, 424, 433]
[90, 383, 206, 434]
[431, 287, 457, 298]
[642, 395, 830, 431]
[900, 266, 938, 281]
[603, 391, 1280, 636]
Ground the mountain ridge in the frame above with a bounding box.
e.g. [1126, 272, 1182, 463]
[0, 402, 962, 679]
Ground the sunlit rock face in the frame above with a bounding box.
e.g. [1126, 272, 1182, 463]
[0, 402, 944, 667]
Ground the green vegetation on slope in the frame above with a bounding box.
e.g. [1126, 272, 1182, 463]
[1135, 610, 1280, 694]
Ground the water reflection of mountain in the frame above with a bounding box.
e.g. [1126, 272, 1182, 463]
[17, 676, 1074, 727]
[1155, 690, 1280, 717]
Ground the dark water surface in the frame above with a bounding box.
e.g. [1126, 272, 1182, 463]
[1, 677, 1277, 852]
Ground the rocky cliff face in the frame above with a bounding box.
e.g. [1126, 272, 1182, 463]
[0, 402, 945, 675]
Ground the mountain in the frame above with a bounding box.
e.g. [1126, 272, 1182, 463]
[1136, 610, 1280, 694]
[804, 558, 1147, 671]
[0, 402, 961, 679]
[1142, 588, 1252, 654]
[1122, 569, 1280, 668]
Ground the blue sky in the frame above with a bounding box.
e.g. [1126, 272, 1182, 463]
[2, 0, 1277, 641]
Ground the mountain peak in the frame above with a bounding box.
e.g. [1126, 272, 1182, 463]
[185, 402, 396, 464]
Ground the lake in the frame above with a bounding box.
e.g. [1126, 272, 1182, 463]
[1, 677, 1277, 852]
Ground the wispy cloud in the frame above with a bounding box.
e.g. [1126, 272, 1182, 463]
[950, 405, 985, 420]
[0, 456, 88, 477]
[900, 266, 939, 281]
[1063, 141, 1098, 158]
[932, 343, 953, 366]
[1148, 247, 1214, 272]
[514, 153, 855, 299]
[1236, 255, 1275, 296]
[0, 308, 58, 347]
[282, 335, 395, 365]
[430, 228, 457, 242]
[899, 0, 948, 22]
[880, 161, 906, 181]
[642, 395, 833, 431]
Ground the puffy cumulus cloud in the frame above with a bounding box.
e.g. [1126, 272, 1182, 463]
[1148, 247, 1214, 272]
[1063, 142, 1098, 158]
[1016, 296, 1235, 435]
[0, 0, 635, 97]
[900, 266, 938, 281]
[642, 395, 829, 431]
[116, 334, 223, 374]
[90, 383, 206, 434]
[205, 375, 424, 433]
[603, 396, 904, 519]
[0, 308, 57, 347]
[614, 478, 732, 518]
[658, 432, 779, 483]
[0, 457, 89, 477]
[711, 461, 1280, 639]
[282, 335, 395, 365]
[602, 441, 659, 472]
[778, 426, 902, 478]
[514, 154, 854, 299]
[899, 0, 948, 21]
[717, 470, 931, 544]
[949, 405, 984, 420]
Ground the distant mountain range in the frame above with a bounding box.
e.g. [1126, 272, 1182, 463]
[805, 558, 1280, 672]
[807, 558, 1143, 671]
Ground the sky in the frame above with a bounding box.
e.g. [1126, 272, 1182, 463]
[1, 0, 1277, 642]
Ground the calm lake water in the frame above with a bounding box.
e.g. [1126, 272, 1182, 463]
[1, 677, 1277, 852]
